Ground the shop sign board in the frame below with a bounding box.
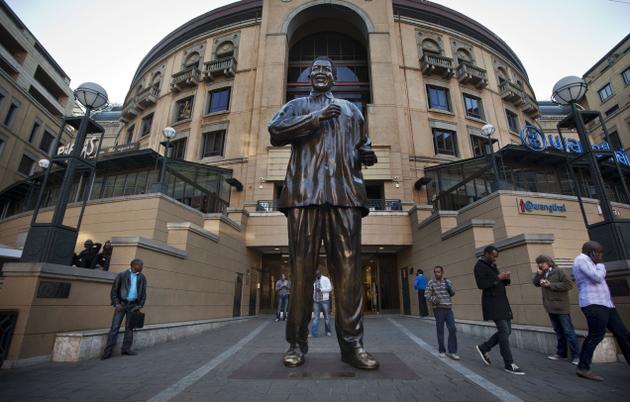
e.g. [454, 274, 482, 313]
[519, 126, 630, 167]
[517, 198, 567, 216]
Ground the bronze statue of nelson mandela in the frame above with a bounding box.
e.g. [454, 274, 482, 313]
[268, 56, 379, 370]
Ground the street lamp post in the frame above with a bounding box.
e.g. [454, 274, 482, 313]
[21, 83, 108, 265]
[552, 76, 630, 264]
[152, 127, 176, 194]
[481, 123, 501, 191]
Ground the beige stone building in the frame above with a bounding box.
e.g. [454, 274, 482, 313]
[0, 0, 629, 368]
[581, 33, 630, 153]
[0, 1, 75, 193]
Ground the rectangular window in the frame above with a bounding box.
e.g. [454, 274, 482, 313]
[207, 87, 231, 114]
[470, 135, 489, 157]
[608, 131, 622, 149]
[598, 83, 613, 102]
[126, 125, 135, 144]
[175, 96, 194, 122]
[432, 128, 458, 156]
[4, 101, 19, 127]
[622, 67, 630, 85]
[39, 130, 55, 153]
[28, 121, 41, 143]
[463, 94, 484, 119]
[426, 85, 451, 111]
[140, 113, 153, 137]
[605, 104, 619, 117]
[201, 130, 226, 158]
[506, 109, 519, 132]
[171, 137, 187, 160]
[18, 154, 35, 176]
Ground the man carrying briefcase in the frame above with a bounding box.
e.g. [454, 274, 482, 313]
[102, 258, 147, 360]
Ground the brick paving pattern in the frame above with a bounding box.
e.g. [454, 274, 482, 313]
[1, 315, 628, 402]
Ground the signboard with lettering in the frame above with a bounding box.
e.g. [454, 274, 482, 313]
[100, 142, 140, 156]
[57, 136, 100, 159]
[517, 198, 567, 216]
[520, 126, 630, 167]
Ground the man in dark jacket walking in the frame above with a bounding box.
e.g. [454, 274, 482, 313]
[532, 254, 579, 364]
[101, 258, 147, 359]
[474, 245, 525, 375]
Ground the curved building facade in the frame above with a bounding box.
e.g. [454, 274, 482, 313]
[118, 0, 540, 211]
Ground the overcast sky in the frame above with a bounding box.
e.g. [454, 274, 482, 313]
[6, 0, 629, 104]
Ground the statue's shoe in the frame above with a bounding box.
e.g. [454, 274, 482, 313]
[341, 348, 379, 370]
[283, 346, 305, 367]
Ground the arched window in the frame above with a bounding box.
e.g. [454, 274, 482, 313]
[184, 52, 200, 69]
[151, 72, 162, 89]
[287, 32, 370, 115]
[456, 48, 472, 64]
[422, 39, 441, 55]
[216, 41, 235, 58]
[497, 67, 508, 84]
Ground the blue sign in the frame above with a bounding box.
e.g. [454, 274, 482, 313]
[520, 126, 630, 167]
[518, 198, 567, 215]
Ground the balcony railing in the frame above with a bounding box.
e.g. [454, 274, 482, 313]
[420, 53, 454, 79]
[203, 56, 237, 81]
[121, 99, 139, 122]
[456, 62, 488, 89]
[170, 67, 201, 92]
[255, 199, 403, 212]
[136, 86, 160, 109]
[521, 94, 540, 118]
[499, 81, 524, 105]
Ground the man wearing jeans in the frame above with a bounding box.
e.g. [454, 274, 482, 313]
[275, 273, 290, 322]
[425, 266, 459, 360]
[474, 246, 525, 375]
[574, 241, 630, 381]
[101, 258, 147, 360]
[311, 270, 332, 337]
[413, 269, 428, 317]
[532, 254, 579, 364]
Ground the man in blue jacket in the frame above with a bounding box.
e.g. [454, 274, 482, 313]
[413, 269, 428, 317]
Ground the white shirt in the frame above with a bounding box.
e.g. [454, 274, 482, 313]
[572, 253, 614, 308]
[313, 275, 333, 301]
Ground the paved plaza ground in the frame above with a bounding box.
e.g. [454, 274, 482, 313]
[1, 315, 629, 402]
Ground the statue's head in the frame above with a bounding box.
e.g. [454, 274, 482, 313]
[309, 56, 336, 92]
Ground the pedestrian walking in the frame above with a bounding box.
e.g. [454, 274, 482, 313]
[574, 241, 630, 381]
[414, 269, 429, 317]
[101, 258, 147, 360]
[474, 245, 525, 375]
[425, 266, 459, 360]
[275, 273, 290, 322]
[532, 254, 579, 365]
[310, 270, 332, 337]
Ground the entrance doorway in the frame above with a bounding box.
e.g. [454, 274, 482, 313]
[260, 253, 398, 314]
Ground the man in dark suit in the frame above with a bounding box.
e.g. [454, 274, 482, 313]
[268, 56, 378, 370]
[474, 245, 525, 375]
[101, 258, 147, 360]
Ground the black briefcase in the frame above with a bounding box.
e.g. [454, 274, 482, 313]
[127, 311, 145, 329]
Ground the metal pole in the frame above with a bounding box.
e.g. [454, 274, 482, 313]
[487, 135, 501, 191]
[570, 102, 615, 222]
[50, 107, 92, 226]
[157, 139, 171, 192]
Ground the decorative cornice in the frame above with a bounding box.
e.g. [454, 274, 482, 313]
[1, 262, 117, 283]
[167, 222, 219, 243]
[202, 213, 242, 232]
[417, 210, 458, 231]
[111, 236, 187, 259]
[441, 219, 495, 241]
[474, 233, 554, 257]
